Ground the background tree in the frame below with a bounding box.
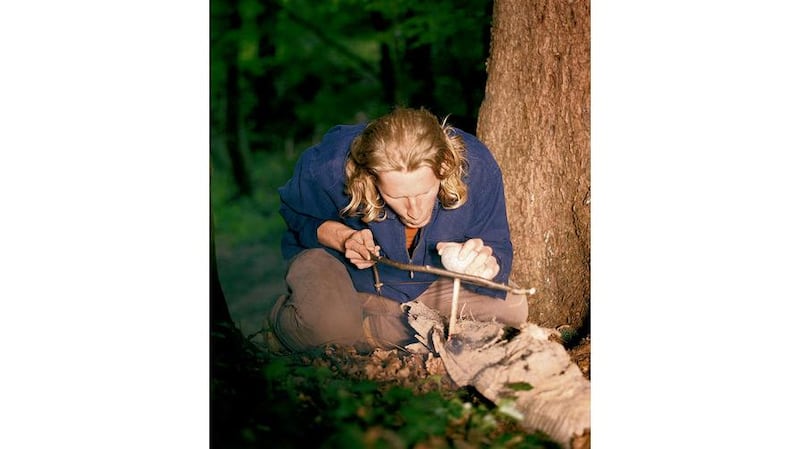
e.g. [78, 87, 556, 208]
[477, 0, 590, 330]
[212, 0, 253, 197]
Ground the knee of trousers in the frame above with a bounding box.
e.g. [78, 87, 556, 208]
[277, 300, 365, 350]
[285, 248, 351, 290]
[283, 249, 362, 314]
[277, 249, 366, 349]
[498, 291, 530, 326]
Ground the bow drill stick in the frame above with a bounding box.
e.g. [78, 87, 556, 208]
[368, 253, 536, 296]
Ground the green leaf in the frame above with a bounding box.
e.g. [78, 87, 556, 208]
[504, 381, 534, 391]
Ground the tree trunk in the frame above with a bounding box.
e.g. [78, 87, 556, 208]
[407, 42, 435, 109]
[370, 12, 397, 106]
[477, 0, 590, 329]
[223, 1, 252, 197]
[211, 212, 233, 327]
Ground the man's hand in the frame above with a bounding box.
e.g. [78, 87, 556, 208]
[436, 238, 500, 280]
[318, 221, 380, 269]
[343, 229, 380, 269]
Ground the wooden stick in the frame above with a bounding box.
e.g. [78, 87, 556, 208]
[449, 278, 460, 339]
[369, 254, 536, 296]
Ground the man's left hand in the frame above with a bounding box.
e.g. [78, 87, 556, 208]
[436, 238, 500, 280]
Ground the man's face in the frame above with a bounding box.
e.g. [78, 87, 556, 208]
[375, 166, 440, 228]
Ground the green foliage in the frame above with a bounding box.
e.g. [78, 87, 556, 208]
[246, 352, 561, 449]
[211, 149, 293, 247]
[505, 381, 534, 392]
[211, 320, 562, 448]
[558, 327, 580, 346]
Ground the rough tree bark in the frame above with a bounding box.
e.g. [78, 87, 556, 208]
[477, 0, 590, 329]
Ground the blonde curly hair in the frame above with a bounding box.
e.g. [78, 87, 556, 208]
[341, 107, 468, 223]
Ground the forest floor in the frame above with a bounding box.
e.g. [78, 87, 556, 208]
[213, 238, 591, 448]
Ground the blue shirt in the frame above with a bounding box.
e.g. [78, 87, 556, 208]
[278, 123, 513, 302]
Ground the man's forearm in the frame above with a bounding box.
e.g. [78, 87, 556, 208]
[317, 220, 358, 253]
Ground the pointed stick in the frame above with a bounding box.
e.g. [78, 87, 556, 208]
[449, 278, 460, 339]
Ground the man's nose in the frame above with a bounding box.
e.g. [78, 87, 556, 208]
[407, 197, 420, 218]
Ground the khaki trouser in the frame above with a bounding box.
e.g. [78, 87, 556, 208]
[269, 248, 528, 352]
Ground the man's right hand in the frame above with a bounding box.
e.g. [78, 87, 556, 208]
[343, 229, 380, 269]
[318, 221, 380, 269]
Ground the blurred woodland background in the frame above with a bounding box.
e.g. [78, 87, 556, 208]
[211, 0, 497, 335]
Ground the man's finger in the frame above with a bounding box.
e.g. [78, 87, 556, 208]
[436, 241, 459, 253]
[459, 238, 484, 260]
[470, 249, 490, 269]
[480, 264, 498, 280]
